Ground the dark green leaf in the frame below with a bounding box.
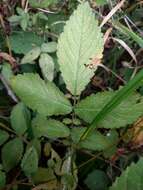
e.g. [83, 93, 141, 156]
[21, 146, 38, 177]
[0, 129, 9, 146]
[2, 138, 23, 172]
[85, 170, 109, 190]
[0, 170, 6, 188]
[9, 32, 43, 54]
[10, 102, 31, 135]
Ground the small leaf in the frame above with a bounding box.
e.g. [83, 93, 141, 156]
[11, 73, 72, 116]
[21, 146, 38, 177]
[1, 63, 13, 82]
[29, 0, 57, 8]
[2, 138, 23, 172]
[39, 53, 54, 81]
[9, 32, 43, 54]
[32, 167, 55, 184]
[10, 102, 31, 135]
[21, 47, 41, 64]
[96, 0, 107, 5]
[8, 15, 21, 22]
[71, 127, 115, 151]
[0, 129, 9, 146]
[57, 2, 103, 95]
[109, 158, 143, 190]
[85, 170, 109, 190]
[32, 114, 70, 138]
[0, 170, 6, 188]
[41, 42, 57, 53]
[75, 91, 143, 129]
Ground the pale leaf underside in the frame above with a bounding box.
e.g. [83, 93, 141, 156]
[57, 2, 103, 95]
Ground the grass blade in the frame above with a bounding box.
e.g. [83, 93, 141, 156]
[80, 69, 143, 141]
[114, 21, 143, 48]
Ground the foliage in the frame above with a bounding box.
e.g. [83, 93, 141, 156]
[0, 0, 143, 189]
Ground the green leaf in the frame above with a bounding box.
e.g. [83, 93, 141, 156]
[0, 129, 9, 146]
[32, 114, 70, 138]
[1, 63, 13, 82]
[32, 167, 55, 184]
[84, 169, 109, 190]
[109, 158, 143, 190]
[10, 102, 31, 135]
[79, 69, 143, 140]
[21, 47, 41, 64]
[8, 15, 21, 22]
[9, 32, 43, 54]
[2, 138, 23, 172]
[41, 42, 57, 53]
[75, 91, 143, 128]
[29, 0, 57, 8]
[0, 170, 6, 188]
[57, 2, 103, 95]
[11, 73, 72, 116]
[21, 146, 38, 177]
[39, 53, 54, 81]
[71, 127, 116, 151]
[95, 0, 108, 5]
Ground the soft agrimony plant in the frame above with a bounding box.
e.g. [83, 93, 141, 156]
[5, 1, 143, 189]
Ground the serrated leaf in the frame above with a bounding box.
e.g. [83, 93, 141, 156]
[21, 146, 38, 177]
[75, 91, 143, 128]
[32, 114, 70, 138]
[10, 32, 43, 54]
[57, 2, 103, 95]
[71, 127, 116, 151]
[21, 47, 41, 64]
[41, 42, 57, 53]
[109, 158, 143, 190]
[0, 129, 9, 146]
[2, 138, 23, 172]
[10, 102, 31, 135]
[11, 73, 72, 116]
[0, 170, 6, 188]
[39, 53, 54, 81]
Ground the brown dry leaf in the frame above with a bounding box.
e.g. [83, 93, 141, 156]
[100, 0, 125, 27]
[104, 27, 112, 45]
[131, 117, 143, 146]
[0, 52, 16, 67]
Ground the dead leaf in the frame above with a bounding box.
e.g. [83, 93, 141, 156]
[131, 117, 143, 146]
[0, 52, 16, 68]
